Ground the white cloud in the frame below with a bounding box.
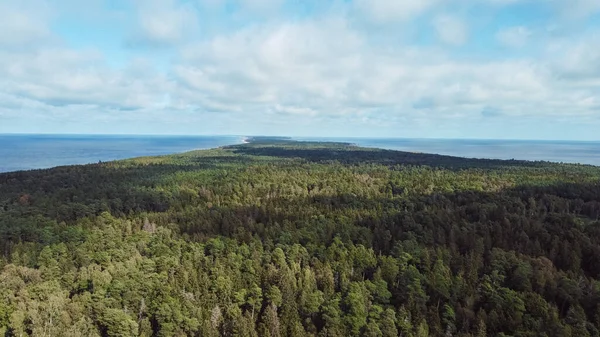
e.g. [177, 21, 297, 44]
[170, 16, 600, 126]
[3, 14, 593, 129]
[474, 0, 600, 19]
[557, 0, 600, 19]
[176, 18, 363, 109]
[270, 105, 318, 117]
[239, 0, 284, 12]
[127, 0, 199, 47]
[355, 0, 439, 23]
[496, 26, 532, 48]
[0, 47, 176, 111]
[0, 0, 54, 48]
[479, 0, 600, 15]
[547, 34, 600, 82]
[482, 0, 525, 4]
[197, 0, 283, 14]
[432, 15, 468, 46]
[1, 0, 600, 137]
[197, 0, 224, 8]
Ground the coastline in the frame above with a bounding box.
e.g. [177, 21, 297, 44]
[0, 135, 244, 174]
[2, 135, 600, 174]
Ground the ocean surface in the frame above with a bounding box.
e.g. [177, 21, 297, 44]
[295, 137, 600, 167]
[0, 134, 242, 173]
[1, 135, 600, 173]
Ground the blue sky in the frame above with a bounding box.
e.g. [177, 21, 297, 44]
[1, 0, 600, 139]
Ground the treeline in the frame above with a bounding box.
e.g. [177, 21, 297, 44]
[1, 141, 600, 336]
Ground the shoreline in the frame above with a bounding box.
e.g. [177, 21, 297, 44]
[0, 136, 246, 174]
[2, 136, 599, 174]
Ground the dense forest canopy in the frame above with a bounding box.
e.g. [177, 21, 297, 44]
[1, 139, 600, 336]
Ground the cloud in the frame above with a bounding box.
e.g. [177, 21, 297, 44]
[197, 0, 224, 8]
[0, 0, 55, 48]
[355, 0, 439, 23]
[198, 0, 283, 9]
[481, 0, 525, 5]
[546, 33, 600, 82]
[1, 0, 600, 137]
[0, 47, 176, 112]
[558, 0, 600, 19]
[480, 0, 600, 17]
[413, 97, 436, 110]
[481, 106, 502, 117]
[0, 12, 582, 130]
[496, 26, 532, 48]
[170, 15, 600, 128]
[270, 105, 318, 117]
[176, 18, 364, 109]
[127, 0, 199, 47]
[432, 15, 468, 46]
[239, 0, 284, 12]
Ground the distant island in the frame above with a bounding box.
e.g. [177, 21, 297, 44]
[243, 136, 294, 143]
[1, 139, 600, 336]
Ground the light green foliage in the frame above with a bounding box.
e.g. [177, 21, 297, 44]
[344, 282, 369, 336]
[98, 307, 139, 337]
[380, 309, 399, 337]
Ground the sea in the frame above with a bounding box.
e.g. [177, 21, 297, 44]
[296, 137, 600, 167]
[1, 134, 599, 173]
[0, 134, 243, 173]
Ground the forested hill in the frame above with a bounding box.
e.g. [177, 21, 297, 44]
[1, 140, 600, 337]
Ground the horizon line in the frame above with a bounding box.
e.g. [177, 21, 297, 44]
[1, 132, 600, 143]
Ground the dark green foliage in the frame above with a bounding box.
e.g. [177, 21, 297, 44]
[1, 140, 600, 336]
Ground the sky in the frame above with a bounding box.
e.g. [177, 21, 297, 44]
[0, 0, 600, 139]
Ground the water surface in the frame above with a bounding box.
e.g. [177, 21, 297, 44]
[295, 137, 600, 166]
[0, 134, 242, 173]
[2, 135, 599, 173]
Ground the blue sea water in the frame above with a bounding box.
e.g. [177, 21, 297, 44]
[1, 135, 599, 173]
[0, 134, 242, 173]
[295, 137, 600, 167]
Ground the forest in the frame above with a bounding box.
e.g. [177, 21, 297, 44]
[1, 139, 600, 336]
